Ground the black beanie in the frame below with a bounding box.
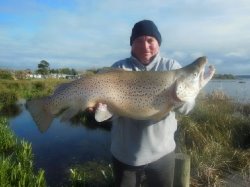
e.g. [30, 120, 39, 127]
[130, 20, 162, 46]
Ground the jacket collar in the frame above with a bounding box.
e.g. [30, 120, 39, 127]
[130, 53, 161, 71]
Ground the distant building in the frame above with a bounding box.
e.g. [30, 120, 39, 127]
[26, 73, 79, 79]
[27, 74, 42, 79]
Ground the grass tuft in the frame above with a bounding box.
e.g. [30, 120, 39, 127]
[0, 117, 46, 186]
[69, 161, 114, 187]
[176, 92, 250, 186]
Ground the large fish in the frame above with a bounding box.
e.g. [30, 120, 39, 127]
[27, 56, 215, 132]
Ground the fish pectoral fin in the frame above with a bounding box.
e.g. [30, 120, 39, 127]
[94, 104, 113, 122]
[60, 108, 79, 122]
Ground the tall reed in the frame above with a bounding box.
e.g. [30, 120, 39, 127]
[0, 117, 46, 186]
[176, 93, 250, 186]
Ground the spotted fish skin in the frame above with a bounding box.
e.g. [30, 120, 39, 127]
[27, 56, 215, 131]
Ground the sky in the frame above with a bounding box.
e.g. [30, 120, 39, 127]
[0, 0, 250, 75]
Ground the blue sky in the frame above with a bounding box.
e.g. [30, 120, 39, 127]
[0, 0, 250, 74]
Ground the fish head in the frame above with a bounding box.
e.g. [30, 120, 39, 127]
[175, 56, 215, 102]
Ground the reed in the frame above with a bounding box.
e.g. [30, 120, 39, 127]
[176, 92, 250, 186]
[0, 117, 46, 186]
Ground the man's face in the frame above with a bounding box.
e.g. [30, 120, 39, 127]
[131, 36, 160, 65]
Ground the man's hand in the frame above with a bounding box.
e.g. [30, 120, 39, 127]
[87, 103, 106, 113]
[88, 103, 113, 122]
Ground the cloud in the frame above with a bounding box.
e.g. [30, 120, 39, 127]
[0, 0, 250, 74]
[225, 50, 249, 59]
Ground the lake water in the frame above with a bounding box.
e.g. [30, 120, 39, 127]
[8, 79, 250, 186]
[9, 107, 111, 186]
[203, 79, 250, 103]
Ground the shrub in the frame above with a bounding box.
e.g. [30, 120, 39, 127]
[0, 90, 18, 106]
[0, 70, 13, 80]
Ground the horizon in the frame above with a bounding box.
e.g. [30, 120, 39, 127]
[0, 0, 250, 75]
[1, 66, 249, 76]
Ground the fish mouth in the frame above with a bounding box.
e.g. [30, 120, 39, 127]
[199, 59, 216, 88]
[204, 65, 215, 79]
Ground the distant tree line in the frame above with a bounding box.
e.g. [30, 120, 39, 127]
[36, 60, 78, 76]
[0, 60, 78, 80]
[50, 68, 77, 75]
[213, 74, 235, 79]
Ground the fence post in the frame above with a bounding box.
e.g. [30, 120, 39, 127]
[173, 153, 190, 187]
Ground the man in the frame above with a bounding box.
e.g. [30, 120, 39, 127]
[109, 20, 195, 187]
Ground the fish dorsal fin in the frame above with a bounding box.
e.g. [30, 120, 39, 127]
[54, 82, 71, 94]
[97, 67, 125, 74]
[94, 103, 113, 122]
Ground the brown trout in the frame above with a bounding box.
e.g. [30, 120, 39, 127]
[27, 56, 215, 131]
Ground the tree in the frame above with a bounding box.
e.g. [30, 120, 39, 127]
[58, 68, 78, 75]
[50, 69, 59, 74]
[37, 60, 50, 76]
[60, 68, 71, 75]
[71, 68, 77, 75]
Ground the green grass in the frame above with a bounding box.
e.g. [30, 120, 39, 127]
[0, 117, 46, 187]
[176, 94, 250, 186]
[0, 79, 67, 100]
[0, 79, 67, 113]
[69, 161, 114, 187]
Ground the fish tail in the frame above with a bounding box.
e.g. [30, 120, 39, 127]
[26, 98, 53, 132]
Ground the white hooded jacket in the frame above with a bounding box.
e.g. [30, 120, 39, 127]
[111, 53, 195, 166]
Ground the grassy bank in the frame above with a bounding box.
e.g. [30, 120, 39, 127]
[0, 79, 67, 100]
[176, 93, 250, 186]
[0, 79, 67, 115]
[0, 117, 46, 186]
[0, 79, 66, 186]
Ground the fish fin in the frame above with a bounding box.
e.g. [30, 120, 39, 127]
[60, 107, 79, 122]
[94, 104, 113, 122]
[54, 82, 70, 94]
[97, 67, 125, 74]
[26, 98, 53, 133]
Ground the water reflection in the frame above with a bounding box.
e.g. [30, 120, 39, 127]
[9, 104, 111, 187]
[70, 112, 112, 131]
[0, 104, 22, 118]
